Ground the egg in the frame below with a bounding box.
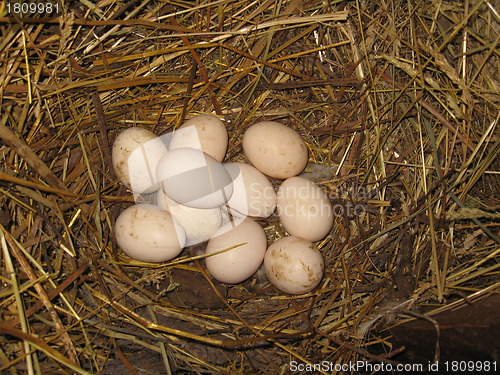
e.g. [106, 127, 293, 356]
[155, 189, 222, 246]
[115, 204, 186, 262]
[276, 176, 333, 242]
[224, 162, 276, 219]
[205, 218, 267, 284]
[112, 127, 168, 194]
[264, 236, 324, 294]
[169, 114, 228, 162]
[156, 147, 233, 209]
[242, 121, 308, 179]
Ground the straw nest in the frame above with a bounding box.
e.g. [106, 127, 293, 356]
[0, 0, 498, 374]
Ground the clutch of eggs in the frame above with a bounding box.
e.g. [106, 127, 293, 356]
[112, 115, 334, 293]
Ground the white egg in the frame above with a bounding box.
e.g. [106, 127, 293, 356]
[277, 176, 333, 242]
[264, 236, 324, 294]
[155, 189, 222, 246]
[112, 127, 168, 194]
[156, 148, 233, 209]
[242, 121, 308, 179]
[115, 204, 186, 262]
[224, 162, 277, 219]
[169, 114, 228, 162]
[205, 218, 267, 284]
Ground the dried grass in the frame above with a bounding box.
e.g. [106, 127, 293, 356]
[0, 0, 499, 373]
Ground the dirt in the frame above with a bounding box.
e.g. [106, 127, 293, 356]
[378, 294, 500, 370]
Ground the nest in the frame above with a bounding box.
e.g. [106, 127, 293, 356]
[0, 1, 498, 374]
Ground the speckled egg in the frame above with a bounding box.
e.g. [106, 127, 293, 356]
[264, 236, 324, 294]
[112, 127, 168, 194]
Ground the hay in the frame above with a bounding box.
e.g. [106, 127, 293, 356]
[0, 0, 498, 373]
